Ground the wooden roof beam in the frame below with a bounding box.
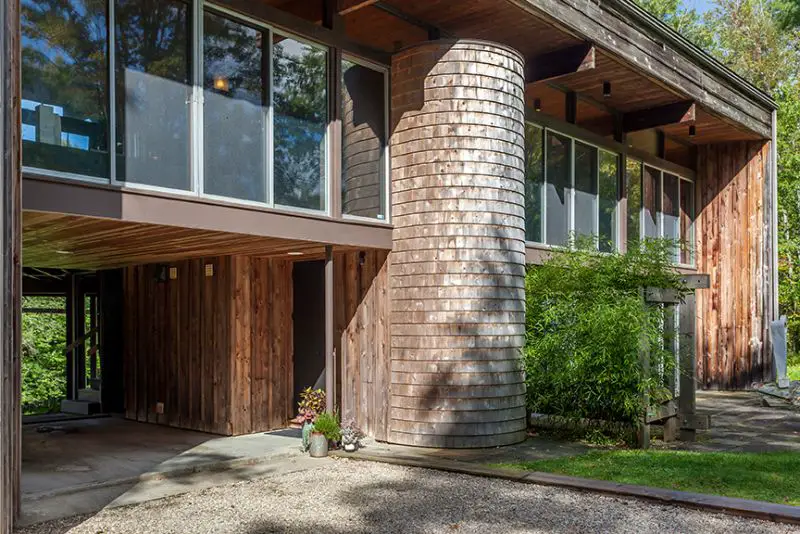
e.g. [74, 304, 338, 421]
[525, 43, 596, 84]
[623, 100, 696, 133]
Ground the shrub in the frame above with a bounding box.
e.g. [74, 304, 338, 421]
[525, 239, 688, 440]
[297, 387, 326, 422]
[312, 411, 341, 442]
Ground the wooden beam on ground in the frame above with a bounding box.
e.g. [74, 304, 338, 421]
[623, 100, 696, 134]
[1, 0, 22, 529]
[526, 43, 596, 84]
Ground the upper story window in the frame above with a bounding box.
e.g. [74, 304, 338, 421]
[525, 124, 619, 252]
[21, 1, 388, 222]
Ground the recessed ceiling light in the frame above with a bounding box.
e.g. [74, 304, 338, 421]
[287, 251, 304, 256]
[55, 250, 73, 255]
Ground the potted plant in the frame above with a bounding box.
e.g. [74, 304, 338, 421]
[308, 411, 340, 458]
[294, 387, 326, 452]
[340, 419, 365, 452]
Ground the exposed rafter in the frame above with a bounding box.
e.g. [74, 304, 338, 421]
[623, 100, 696, 133]
[526, 43, 596, 84]
[373, 1, 453, 39]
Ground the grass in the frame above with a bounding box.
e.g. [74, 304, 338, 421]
[789, 352, 800, 381]
[493, 450, 800, 506]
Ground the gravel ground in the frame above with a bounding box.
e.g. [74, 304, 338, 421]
[16, 459, 798, 534]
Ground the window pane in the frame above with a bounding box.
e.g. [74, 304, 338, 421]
[626, 159, 642, 249]
[341, 59, 385, 220]
[203, 12, 267, 203]
[663, 172, 680, 261]
[524, 124, 544, 243]
[21, 0, 109, 178]
[273, 34, 328, 211]
[545, 132, 570, 246]
[680, 179, 695, 265]
[643, 165, 660, 239]
[574, 141, 598, 245]
[599, 150, 619, 252]
[115, 0, 192, 190]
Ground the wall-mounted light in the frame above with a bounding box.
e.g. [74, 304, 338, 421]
[689, 125, 697, 138]
[287, 251, 304, 256]
[55, 249, 73, 255]
[213, 76, 230, 92]
[533, 98, 542, 112]
[603, 81, 612, 98]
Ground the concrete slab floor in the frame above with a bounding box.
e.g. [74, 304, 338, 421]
[21, 417, 307, 526]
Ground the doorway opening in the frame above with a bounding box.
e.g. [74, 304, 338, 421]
[291, 260, 326, 410]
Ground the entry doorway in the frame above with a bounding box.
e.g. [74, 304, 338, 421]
[292, 260, 326, 410]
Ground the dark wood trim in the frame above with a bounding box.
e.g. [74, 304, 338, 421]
[510, 0, 772, 138]
[212, 0, 390, 65]
[565, 91, 577, 124]
[373, 1, 452, 39]
[623, 100, 696, 134]
[525, 43, 595, 84]
[1, 0, 22, 527]
[329, 47, 343, 219]
[324, 245, 335, 413]
[339, 0, 378, 16]
[22, 176, 394, 250]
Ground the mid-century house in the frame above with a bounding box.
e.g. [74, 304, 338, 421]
[0, 0, 778, 529]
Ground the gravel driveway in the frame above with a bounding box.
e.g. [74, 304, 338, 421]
[17, 459, 796, 534]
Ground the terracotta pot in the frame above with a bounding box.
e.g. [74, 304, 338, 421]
[309, 432, 328, 458]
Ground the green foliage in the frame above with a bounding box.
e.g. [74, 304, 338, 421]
[789, 352, 800, 380]
[524, 240, 687, 439]
[312, 411, 341, 442]
[494, 450, 800, 505]
[22, 296, 66, 414]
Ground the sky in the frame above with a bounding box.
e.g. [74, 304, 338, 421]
[686, 0, 714, 13]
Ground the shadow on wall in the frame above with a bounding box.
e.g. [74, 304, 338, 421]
[695, 141, 772, 390]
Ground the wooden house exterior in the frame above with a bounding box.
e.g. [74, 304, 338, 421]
[1, 0, 778, 529]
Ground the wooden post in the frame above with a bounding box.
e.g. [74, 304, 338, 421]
[324, 245, 335, 414]
[1, 0, 23, 529]
[65, 273, 75, 399]
[638, 288, 650, 449]
[679, 291, 697, 441]
[89, 294, 97, 383]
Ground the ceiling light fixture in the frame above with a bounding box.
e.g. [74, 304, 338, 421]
[602, 81, 612, 98]
[287, 251, 304, 256]
[689, 125, 697, 138]
[533, 98, 542, 112]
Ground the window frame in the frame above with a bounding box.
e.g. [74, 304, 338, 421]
[21, 0, 392, 225]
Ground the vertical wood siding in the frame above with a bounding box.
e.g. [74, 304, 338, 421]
[696, 141, 772, 389]
[335, 249, 391, 441]
[123, 256, 293, 435]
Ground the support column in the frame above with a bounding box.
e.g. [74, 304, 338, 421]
[324, 245, 335, 413]
[1, 0, 22, 529]
[389, 40, 527, 448]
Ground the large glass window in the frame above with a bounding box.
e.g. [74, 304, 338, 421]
[203, 12, 267, 202]
[273, 34, 328, 211]
[21, 0, 109, 178]
[341, 58, 386, 220]
[680, 180, 695, 265]
[545, 132, 571, 246]
[574, 141, 598, 242]
[662, 172, 680, 261]
[626, 159, 642, 250]
[643, 165, 661, 239]
[598, 150, 619, 252]
[115, 0, 192, 190]
[524, 124, 544, 243]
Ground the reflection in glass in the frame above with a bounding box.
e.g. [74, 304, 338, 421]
[599, 151, 619, 252]
[21, 0, 109, 177]
[574, 141, 597, 243]
[115, 0, 192, 190]
[643, 165, 660, 239]
[680, 179, 695, 265]
[524, 124, 544, 243]
[663, 173, 680, 261]
[203, 12, 267, 202]
[545, 132, 570, 246]
[626, 159, 642, 249]
[273, 34, 327, 211]
[341, 59, 385, 219]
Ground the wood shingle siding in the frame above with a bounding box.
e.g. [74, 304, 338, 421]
[388, 40, 527, 448]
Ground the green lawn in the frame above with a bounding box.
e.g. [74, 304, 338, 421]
[789, 352, 800, 381]
[493, 450, 800, 506]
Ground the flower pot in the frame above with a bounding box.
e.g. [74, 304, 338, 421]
[309, 432, 328, 458]
[343, 442, 356, 452]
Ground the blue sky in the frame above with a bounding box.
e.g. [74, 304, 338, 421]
[686, 0, 714, 13]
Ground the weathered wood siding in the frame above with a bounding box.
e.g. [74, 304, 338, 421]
[695, 141, 773, 389]
[335, 249, 391, 441]
[123, 256, 293, 435]
[388, 40, 528, 448]
[1, 0, 22, 527]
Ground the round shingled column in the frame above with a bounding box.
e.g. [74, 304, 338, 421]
[389, 40, 527, 448]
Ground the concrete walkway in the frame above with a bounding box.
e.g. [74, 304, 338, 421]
[21, 418, 313, 526]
